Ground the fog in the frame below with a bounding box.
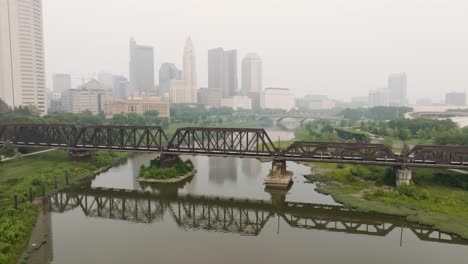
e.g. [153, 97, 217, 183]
[43, 0, 468, 101]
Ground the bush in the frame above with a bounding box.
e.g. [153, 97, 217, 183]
[139, 156, 194, 179]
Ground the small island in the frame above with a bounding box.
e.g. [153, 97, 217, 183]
[138, 156, 196, 183]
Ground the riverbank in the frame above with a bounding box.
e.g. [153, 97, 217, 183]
[304, 162, 468, 239]
[0, 149, 131, 264]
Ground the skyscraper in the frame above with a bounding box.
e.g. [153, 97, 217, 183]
[241, 53, 263, 94]
[169, 36, 197, 104]
[388, 73, 407, 106]
[159, 63, 181, 96]
[208, 47, 238, 98]
[183, 36, 197, 103]
[112, 75, 129, 99]
[0, 0, 46, 113]
[129, 38, 155, 96]
[52, 74, 72, 94]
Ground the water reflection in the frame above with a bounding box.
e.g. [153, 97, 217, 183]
[51, 185, 468, 246]
[209, 157, 238, 184]
[241, 158, 262, 178]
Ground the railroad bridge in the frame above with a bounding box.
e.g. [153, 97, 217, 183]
[2, 124, 468, 186]
[50, 187, 468, 245]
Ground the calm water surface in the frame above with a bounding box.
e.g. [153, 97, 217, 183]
[42, 130, 468, 263]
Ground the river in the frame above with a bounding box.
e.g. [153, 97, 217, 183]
[35, 129, 468, 263]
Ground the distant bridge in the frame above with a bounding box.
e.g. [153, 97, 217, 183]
[255, 113, 343, 124]
[50, 187, 468, 245]
[2, 124, 468, 170]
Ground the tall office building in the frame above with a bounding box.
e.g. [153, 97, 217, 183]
[169, 36, 197, 104]
[208, 47, 238, 97]
[159, 63, 181, 96]
[112, 75, 129, 99]
[0, 0, 46, 113]
[183, 36, 197, 103]
[241, 53, 262, 94]
[388, 73, 407, 106]
[129, 38, 155, 96]
[52, 74, 71, 94]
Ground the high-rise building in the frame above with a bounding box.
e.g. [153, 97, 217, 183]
[52, 74, 72, 94]
[159, 63, 181, 96]
[368, 88, 390, 107]
[169, 36, 197, 104]
[183, 36, 197, 103]
[445, 92, 466, 106]
[208, 47, 238, 97]
[0, 0, 47, 113]
[388, 73, 407, 106]
[241, 53, 262, 94]
[129, 38, 154, 96]
[112, 75, 129, 99]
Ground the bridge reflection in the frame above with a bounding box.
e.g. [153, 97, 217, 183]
[50, 185, 468, 245]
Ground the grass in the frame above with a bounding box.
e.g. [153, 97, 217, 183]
[0, 149, 130, 264]
[304, 163, 468, 239]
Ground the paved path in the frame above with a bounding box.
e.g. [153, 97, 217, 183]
[0, 148, 56, 162]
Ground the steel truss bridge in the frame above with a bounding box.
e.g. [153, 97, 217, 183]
[2, 124, 468, 169]
[50, 187, 468, 245]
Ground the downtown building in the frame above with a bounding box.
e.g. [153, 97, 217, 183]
[159, 63, 181, 97]
[61, 79, 112, 115]
[241, 53, 262, 108]
[260, 88, 295, 110]
[104, 97, 170, 118]
[0, 0, 47, 114]
[368, 88, 390, 107]
[208, 48, 238, 98]
[169, 36, 197, 104]
[445, 92, 466, 106]
[129, 38, 155, 96]
[388, 73, 407, 106]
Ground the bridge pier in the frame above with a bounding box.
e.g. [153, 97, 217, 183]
[160, 153, 179, 168]
[395, 168, 412, 187]
[68, 150, 91, 162]
[264, 159, 293, 189]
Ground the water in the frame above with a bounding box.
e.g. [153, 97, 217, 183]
[37, 129, 468, 263]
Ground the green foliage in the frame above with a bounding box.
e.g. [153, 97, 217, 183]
[341, 106, 413, 121]
[139, 156, 194, 179]
[0, 150, 130, 263]
[0, 141, 16, 158]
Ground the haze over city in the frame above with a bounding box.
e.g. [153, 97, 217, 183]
[43, 0, 468, 101]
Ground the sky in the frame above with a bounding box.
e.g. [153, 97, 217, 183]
[43, 0, 468, 102]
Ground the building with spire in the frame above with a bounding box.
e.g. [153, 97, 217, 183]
[169, 36, 197, 104]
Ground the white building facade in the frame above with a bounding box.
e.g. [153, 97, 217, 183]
[241, 53, 262, 94]
[260, 88, 295, 110]
[0, 0, 47, 113]
[169, 37, 197, 104]
[368, 88, 390, 107]
[61, 80, 112, 114]
[220, 96, 252, 110]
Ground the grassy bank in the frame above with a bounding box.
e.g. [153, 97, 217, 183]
[0, 149, 130, 264]
[304, 163, 468, 239]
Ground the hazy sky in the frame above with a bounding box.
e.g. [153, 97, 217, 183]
[43, 0, 468, 102]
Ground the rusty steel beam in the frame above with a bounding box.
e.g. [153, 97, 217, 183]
[166, 127, 277, 157]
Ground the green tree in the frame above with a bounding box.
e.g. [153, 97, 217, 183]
[0, 141, 15, 158]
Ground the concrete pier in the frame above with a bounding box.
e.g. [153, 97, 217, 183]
[264, 160, 293, 189]
[160, 153, 179, 168]
[396, 169, 412, 187]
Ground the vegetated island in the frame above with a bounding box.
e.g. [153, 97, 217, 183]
[138, 156, 196, 183]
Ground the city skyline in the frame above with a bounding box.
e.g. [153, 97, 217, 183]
[41, 0, 468, 102]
